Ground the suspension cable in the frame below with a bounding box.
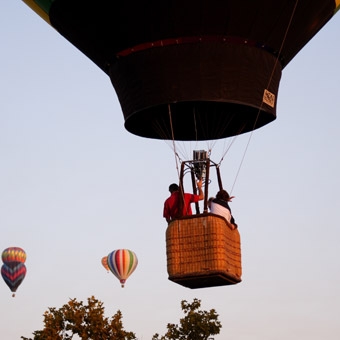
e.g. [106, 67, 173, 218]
[229, 1, 299, 194]
[168, 104, 181, 180]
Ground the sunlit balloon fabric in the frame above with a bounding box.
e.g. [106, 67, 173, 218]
[2, 246, 26, 264]
[1, 247, 27, 297]
[101, 256, 109, 273]
[22, 0, 340, 141]
[107, 249, 138, 288]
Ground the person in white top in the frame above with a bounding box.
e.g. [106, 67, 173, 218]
[210, 189, 237, 229]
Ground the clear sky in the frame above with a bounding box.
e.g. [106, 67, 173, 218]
[1, 2, 340, 340]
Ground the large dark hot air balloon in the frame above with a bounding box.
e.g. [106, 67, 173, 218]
[20, 1, 339, 288]
[22, 0, 339, 141]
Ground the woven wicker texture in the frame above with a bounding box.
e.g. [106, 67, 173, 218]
[166, 214, 242, 289]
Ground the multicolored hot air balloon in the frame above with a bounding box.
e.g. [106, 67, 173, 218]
[1, 247, 27, 297]
[107, 249, 138, 288]
[101, 256, 109, 273]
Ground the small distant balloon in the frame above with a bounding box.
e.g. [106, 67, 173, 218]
[1, 247, 27, 297]
[107, 249, 138, 288]
[101, 256, 109, 273]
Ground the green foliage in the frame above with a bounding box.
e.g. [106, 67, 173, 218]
[21, 296, 136, 340]
[152, 298, 222, 340]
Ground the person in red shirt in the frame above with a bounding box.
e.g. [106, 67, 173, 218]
[163, 179, 204, 223]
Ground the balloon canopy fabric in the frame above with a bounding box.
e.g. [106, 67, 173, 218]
[101, 256, 109, 272]
[107, 249, 138, 288]
[22, 0, 339, 140]
[1, 263, 27, 296]
[2, 247, 26, 264]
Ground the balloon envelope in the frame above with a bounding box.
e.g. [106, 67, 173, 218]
[22, 0, 340, 141]
[107, 249, 138, 287]
[2, 247, 26, 265]
[101, 256, 109, 272]
[1, 263, 27, 296]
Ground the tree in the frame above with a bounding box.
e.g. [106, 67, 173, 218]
[152, 298, 222, 340]
[21, 296, 136, 340]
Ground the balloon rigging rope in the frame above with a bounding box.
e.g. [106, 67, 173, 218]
[168, 104, 181, 180]
[161, 2, 299, 196]
[229, 0, 299, 195]
[168, 104, 188, 206]
[253, 0, 299, 133]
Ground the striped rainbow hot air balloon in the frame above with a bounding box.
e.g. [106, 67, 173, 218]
[107, 249, 138, 288]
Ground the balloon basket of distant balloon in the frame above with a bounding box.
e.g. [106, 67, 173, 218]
[166, 214, 242, 289]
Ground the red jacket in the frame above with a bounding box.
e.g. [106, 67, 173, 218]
[163, 191, 201, 221]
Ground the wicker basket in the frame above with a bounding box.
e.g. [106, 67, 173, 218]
[166, 213, 242, 289]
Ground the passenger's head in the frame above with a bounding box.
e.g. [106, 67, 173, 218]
[169, 183, 179, 193]
[216, 189, 230, 202]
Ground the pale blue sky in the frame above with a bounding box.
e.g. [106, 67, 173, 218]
[1, 2, 340, 340]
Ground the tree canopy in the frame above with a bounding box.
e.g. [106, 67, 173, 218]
[152, 298, 222, 340]
[21, 296, 136, 340]
[21, 296, 221, 340]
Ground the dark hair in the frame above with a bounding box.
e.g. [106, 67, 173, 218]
[169, 183, 179, 193]
[216, 189, 230, 201]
